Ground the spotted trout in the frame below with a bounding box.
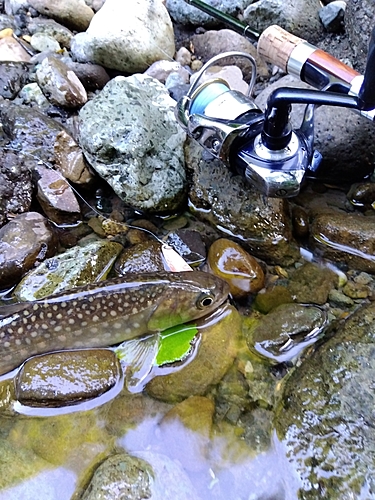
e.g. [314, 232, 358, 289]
[0, 271, 229, 375]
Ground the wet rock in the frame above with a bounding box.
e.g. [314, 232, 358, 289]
[115, 240, 165, 275]
[35, 56, 87, 108]
[319, 1, 346, 32]
[244, 0, 324, 44]
[0, 101, 68, 163]
[274, 300, 375, 498]
[146, 305, 241, 403]
[13, 239, 123, 301]
[0, 212, 57, 289]
[245, 303, 328, 363]
[190, 29, 269, 81]
[255, 75, 375, 183]
[29, 0, 94, 32]
[166, 229, 206, 267]
[208, 238, 265, 298]
[33, 164, 81, 225]
[287, 262, 339, 304]
[15, 349, 122, 407]
[166, 0, 249, 26]
[347, 182, 375, 210]
[81, 453, 153, 500]
[71, 0, 175, 73]
[79, 75, 187, 213]
[18, 82, 50, 108]
[0, 35, 31, 62]
[0, 148, 33, 228]
[27, 18, 74, 49]
[0, 61, 28, 98]
[54, 130, 94, 185]
[310, 211, 375, 273]
[186, 140, 299, 265]
[345, 0, 375, 72]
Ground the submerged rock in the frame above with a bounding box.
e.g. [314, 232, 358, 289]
[275, 300, 375, 498]
[79, 75, 187, 213]
[81, 453, 153, 500]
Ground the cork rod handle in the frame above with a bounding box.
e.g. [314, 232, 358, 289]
[257, 25, 305, 73]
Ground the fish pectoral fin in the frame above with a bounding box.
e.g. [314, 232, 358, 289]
[114, 334, 159, 391]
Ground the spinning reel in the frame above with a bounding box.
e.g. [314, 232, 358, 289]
[175, 1, 375, 197]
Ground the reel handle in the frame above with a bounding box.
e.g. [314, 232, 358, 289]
[359, 27, 375, 111]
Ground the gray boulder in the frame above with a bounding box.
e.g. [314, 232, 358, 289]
[78, 75, 187, 213]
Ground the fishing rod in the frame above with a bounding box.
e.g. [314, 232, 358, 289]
[176, 0, 375, 197]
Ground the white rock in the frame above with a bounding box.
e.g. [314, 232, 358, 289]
[71, 0, 175, 73]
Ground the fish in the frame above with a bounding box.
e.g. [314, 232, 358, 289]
[0, 271, 229, 375]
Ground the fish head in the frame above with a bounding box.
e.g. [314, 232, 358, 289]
[147, 271, 230, 331]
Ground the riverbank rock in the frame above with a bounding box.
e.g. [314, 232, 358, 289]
[71, 0, 175, 73]
[29, 0, 94, 32]
[274, 300, 375, 498]
[244, 0, 324, 43]
[166, 0, 250, 26]
[345, 0, 375, 72]
[78, 75, 187, 213]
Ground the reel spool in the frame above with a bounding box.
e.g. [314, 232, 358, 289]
[175, 52, 316, 197]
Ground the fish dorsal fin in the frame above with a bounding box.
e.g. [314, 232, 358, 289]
[0, 301, 32, 318]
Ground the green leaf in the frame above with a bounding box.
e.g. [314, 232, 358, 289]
[156, 324, 198, 366]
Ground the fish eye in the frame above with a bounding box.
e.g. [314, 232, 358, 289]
[197, 292, 214, 309]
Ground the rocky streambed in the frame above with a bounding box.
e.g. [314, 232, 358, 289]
[0, 0, 374, 498]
